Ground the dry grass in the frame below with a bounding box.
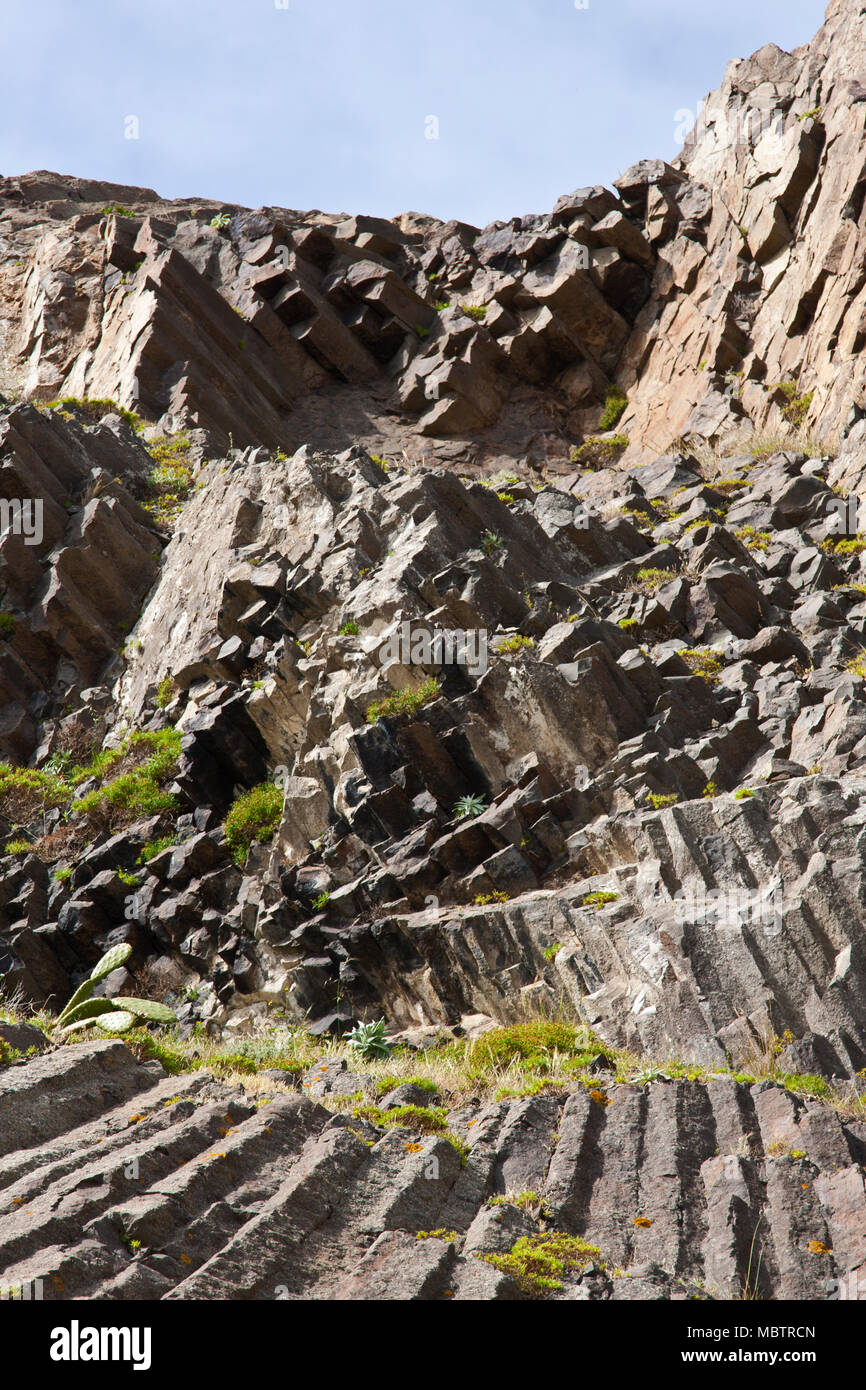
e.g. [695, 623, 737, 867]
[675, 427, 837, 479]
[5, 989, 865, 1122]
[747, 428, 835, 461]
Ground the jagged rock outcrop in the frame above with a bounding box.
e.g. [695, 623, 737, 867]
[3, 3, 866, 471]
[4, 0, 866, 1305]
[616, 0, 866, 458]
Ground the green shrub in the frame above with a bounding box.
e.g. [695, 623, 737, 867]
[465, 1021, 602, 1075]
[822, 536, 866, 557]
[734, 788, 755, 800]
[773, 380, 814, 427]
[570, 435, 628, 469]
[379, 1103, 449, 1133]
[680, 647, 724, 686]
[375, 1074, 439, 1097]
[143, 433, 194, 526]
[633, 567, 678, 593]
[224, 782, 283, 866]
[366, 677, 440, 724]
[138, 834, 179, 864]
[44, 395, 141, 431]
[461, 303, 487, 321]
[480, 1232, 603, 1295]
[0, 612, 15, 637]
[583, 890, 619, 908]
[155, 676, 177, 710]
[497, 635, 535, 654]
[74, 730, 182, 820]
[338, 620, 360, 637]
[735, 526, 773, 552]
[599, 388, 627, 431]
[847, 651, 866, 680]
[312, 890, 331, 911]
[647, 793, 679, 810]
[0, 728, 181, 832]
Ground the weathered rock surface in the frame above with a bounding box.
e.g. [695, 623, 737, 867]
[3, 0, 866, 1304]
[0, 1040, 861, 1301]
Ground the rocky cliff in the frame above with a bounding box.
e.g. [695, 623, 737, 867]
[2, 0, 866, 1303]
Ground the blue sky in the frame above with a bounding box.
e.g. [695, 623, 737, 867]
[0, 0, 826, 226]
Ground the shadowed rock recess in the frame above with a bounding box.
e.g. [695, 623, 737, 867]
[3, 0, 866, 1302]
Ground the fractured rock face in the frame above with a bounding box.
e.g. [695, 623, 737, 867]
[0, 1039, 863, 1301]
[4, 0, 866, 1308]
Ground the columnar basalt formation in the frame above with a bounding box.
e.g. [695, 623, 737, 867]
[2, 0, 866, 1302]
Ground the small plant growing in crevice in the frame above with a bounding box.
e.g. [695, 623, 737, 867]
[570, 435, 628, 470]
[138, 833, 179, 864]
[481, 529, 505, 558]
[454, 793, 487, 820]
[155, 676, 177, 710]
[847, 650, 866, 680]
[497, 634, 535, 655]
[224, 782, 283, 866]
[338, 620, 359, 637]
[366, 677, 440, 724]
[582, 890, 619, 908]
[735, 526, 772, 553]
[772, 379, 814, 428]
[599, 387, 627, 431]
[821, 535, 866, 557]
[632, 567, 679, 594]
[680, 647, 724, 686]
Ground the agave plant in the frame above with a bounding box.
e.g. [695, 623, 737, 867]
[345, 1018, 392, 1061]
[453, 793, 487, 820]
[632, 1067, 676, 1086]
[55, 943, 177, 1036]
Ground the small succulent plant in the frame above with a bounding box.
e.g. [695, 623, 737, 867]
[454, 793, 487, 820]
[346, 1018, 392, 1060]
